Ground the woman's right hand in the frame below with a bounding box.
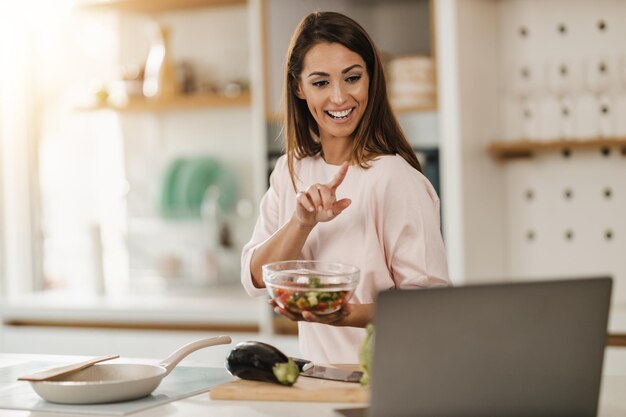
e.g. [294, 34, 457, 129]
[294, 161, 352, 227]
[269, 298, 373, 328]
[269, 298, 352, 325]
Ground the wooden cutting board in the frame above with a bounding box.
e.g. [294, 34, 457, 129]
[210, 377, 370, 403]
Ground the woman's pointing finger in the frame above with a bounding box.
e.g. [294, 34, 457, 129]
[327, 161, 349, 190]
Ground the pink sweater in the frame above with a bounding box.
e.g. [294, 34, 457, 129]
[241, 153, 450, 364]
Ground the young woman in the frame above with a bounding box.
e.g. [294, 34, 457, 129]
[241, 11, 449, 364]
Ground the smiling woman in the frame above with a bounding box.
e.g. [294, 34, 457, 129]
[241, 11, 450, 365]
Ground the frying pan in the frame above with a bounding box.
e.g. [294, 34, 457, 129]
[27, 335, 231, 404]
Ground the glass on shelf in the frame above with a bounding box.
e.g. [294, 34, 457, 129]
[545, 58, 581, 140]
[508, 60, 542, 141]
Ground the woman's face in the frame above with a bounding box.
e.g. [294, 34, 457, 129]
[296, 42, 369, 142]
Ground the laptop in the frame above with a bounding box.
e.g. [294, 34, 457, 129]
[339, 277, 612, 417]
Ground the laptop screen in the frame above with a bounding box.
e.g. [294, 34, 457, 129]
[365, 277, 611, 417]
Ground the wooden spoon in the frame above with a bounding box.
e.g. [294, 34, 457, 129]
[17, 354, 120, 382]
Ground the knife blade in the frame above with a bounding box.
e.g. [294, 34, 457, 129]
[293, 358, 363, 383]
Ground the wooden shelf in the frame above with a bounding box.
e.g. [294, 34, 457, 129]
[489, 138, 626, 160]
[78, 92, 251, 112]
[608, 333, 626, 347]
[76, 0, 246, 13]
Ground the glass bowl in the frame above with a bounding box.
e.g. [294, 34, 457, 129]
[262, 260, 360, 315]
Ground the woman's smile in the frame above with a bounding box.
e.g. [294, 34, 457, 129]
[296, 42, 369, 143]
[325, 107, 355, 122]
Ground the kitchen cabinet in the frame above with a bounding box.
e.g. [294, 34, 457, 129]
[0, 287, 302, 362]
[0, 323, 301, 373]
[0, 326, 300, 367]
[71, 0, 263, 293]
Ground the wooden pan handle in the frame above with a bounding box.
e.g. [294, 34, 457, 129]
[17, 354, 120, 382]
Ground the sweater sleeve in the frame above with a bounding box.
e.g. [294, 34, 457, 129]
[240, 157, 286, 297]
[379, 162, 450, 289]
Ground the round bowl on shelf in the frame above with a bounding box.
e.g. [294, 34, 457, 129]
[262, 260, 359, 315]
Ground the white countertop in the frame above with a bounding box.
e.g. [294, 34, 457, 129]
[0, 353, 361, 417]
[0, 285, 266, 328]
[0, 397, 361, 417]
[0, 353, 625, 417]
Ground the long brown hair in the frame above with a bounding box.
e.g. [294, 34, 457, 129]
[283, 11, 422, 190]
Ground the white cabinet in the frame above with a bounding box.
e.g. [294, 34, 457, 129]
[0, 325, 300, 366]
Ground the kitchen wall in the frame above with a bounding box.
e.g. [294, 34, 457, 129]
[436, 0, 626, 375]
[437, 0, 626, 296]
[496, 0, 626, 302]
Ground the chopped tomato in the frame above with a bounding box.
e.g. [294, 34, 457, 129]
[271, 287, 351, 315]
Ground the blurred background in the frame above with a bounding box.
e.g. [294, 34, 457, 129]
[0, 0, 625, 370]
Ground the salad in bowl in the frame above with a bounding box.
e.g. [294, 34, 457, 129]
[262, 260, 359, 315]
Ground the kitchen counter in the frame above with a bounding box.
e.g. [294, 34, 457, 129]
[0, 395, 364, 417]
[2, 290, 625, 343]
[3, 289, 625, 325]
[0, 285, 268, 332]
[0, 353, 363, 417]
[0, 353, 625, 417]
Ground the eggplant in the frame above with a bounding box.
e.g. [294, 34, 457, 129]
[225, 341, 300, 386]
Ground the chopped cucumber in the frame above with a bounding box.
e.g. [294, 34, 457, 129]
[309, 276, 321, 288]
[272, 358, 300, 386]
[306, 292, 318, 306]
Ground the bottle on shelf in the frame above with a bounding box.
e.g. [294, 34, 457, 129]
[143, 24, 178, 99]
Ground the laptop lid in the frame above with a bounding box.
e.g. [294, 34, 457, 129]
[369, 277, 612, 417]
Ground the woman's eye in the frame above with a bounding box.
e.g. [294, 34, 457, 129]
[312, 80, 329, 88]
[346, 75, 362, 83]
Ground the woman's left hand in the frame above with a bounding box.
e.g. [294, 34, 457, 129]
[293, 162, 351, 228]
[269, 300, 373, 328]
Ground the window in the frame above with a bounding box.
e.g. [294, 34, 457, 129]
[0, 1, 127, 295]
